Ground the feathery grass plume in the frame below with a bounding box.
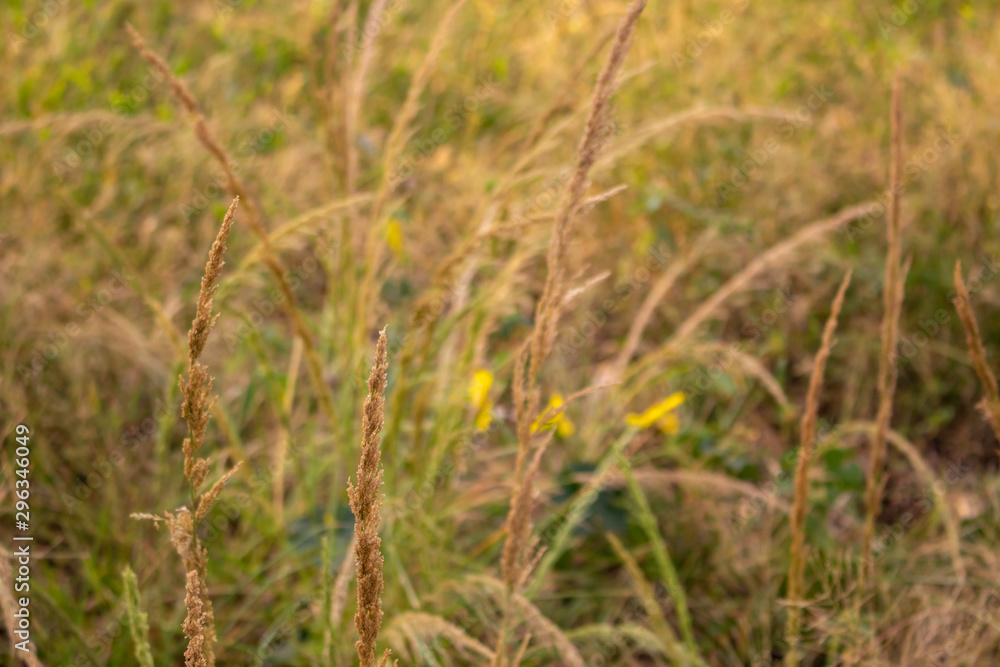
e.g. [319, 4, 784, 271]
[785, 269, 852, 667]
[953, 261, 1000, 444]
[527, 0, 646, 390]
[348, 327, 391, 667]
[182, 570, 208, 666]
[124, 23, 337, 428]
[506, 0, 646, 588]
[122, 566, 155, 667]
[609, 468, 792, 514]
[131, 197, 244, 667]
[862, 72, 906, 589]
[521, 24, 618, 153]
[494, 3, 645, 660]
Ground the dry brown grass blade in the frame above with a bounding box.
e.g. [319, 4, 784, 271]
[383, 612, 495, 662]
[491, 19, 646, 655]
[492, 3, 647, 649]
[953, 260, 1000, 445]
[785, 269, 852, 666]
[127, 197, 244, 667]
[598, 105, 808, 167]
[511, 633, 532, 667]
[124, 23, 337, 427]
[686, 342, 794, 411]
[348, 328, 391, 667]
[464, 575, 585, 667]
[323, 534, 358, 661]
[627, 201, 880, 387]
[605, 468, 792, 515]
[671, 203, 876, 348]
[862, 72, 906, 590]
[234, 193, 373, 270]
[527, 0, 647, 391]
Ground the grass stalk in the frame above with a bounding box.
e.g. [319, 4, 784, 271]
[124, 23, 337, 429]
[122, 565, 155, 667]
[348, 328, 393, 667]
[953, 261, 1000, 444]
[131, 198, 245, 667]
[862, 72, 906, 590]
[784, 269, 852, 666]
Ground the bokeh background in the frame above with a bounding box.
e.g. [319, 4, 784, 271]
[3, 0, 1000, 664]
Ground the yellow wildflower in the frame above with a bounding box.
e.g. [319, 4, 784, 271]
[385, 219, 405, 260]
[531, 393, 575, 438]
[469, 369, 494, 431]
[474, 405, 493, 431]
[469, 369, 493, 407]
[625, 391, 685, 434]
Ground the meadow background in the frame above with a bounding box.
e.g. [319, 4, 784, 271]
[3, 0, 1000, 664]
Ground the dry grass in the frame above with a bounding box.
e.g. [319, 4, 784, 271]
[125, 23, 339, 429]
[131, 198, 243, 667]
[495, 1, 646, 661]
[5, 1, 1000, 664]
[784, 269, 851, 666]
[348, 327, 391, 667]
[953, 261, 1000, 446]
[862, 72, 907, 591]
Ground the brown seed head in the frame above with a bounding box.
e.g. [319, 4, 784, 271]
[348, 328, 390, 667]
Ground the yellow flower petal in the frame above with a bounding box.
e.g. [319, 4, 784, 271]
[657, 412, 680, 435]
[386, 219, 405, 260]
[531, 393, 565, 433]
[660, 391, 686, 412]
[625, 392, 686, 430]
[625, 412, 646, 427]
[469, 369, 494, 409]
[474, 400, 493, 431]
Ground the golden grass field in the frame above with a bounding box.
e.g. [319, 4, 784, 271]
[4, 0, 1000, 664]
